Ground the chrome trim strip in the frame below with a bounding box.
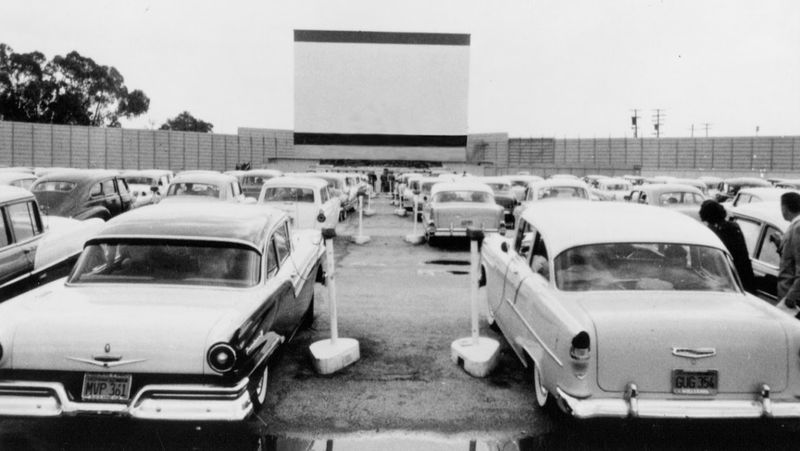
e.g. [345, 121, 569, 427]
[505, 298, 563, 367]
[87, 235, 263, 255]
[0, 378, 252, 421]
[672, 347, 716, 359]
[555, 386, 796, 419]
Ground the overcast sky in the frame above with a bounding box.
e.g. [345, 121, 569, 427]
[3, 0, 799, 138]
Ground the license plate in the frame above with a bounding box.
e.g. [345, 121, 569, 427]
[461, 220, 473, 226]
[672, 370, 718, 395]
[82, 373, 132, 401]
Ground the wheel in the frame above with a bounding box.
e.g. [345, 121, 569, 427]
[301, 293, 315, 329]
[533, 362, 550, 408]
[248, 364, 269, 413]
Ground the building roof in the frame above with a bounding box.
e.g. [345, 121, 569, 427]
[94, 203, 282, 251]
[519, 201, 723, 257]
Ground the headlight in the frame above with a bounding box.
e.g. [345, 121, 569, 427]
[207, 343, 237, 373]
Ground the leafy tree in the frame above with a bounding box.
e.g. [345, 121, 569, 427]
[159, 111, 213, 133]
[0, 43, 149, 126]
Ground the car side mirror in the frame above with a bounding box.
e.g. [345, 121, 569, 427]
[500, 241, 508, 253]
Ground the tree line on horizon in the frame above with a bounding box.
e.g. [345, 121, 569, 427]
[0, 43, 212, 133]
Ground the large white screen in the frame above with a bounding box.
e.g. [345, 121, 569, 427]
[295, 39, 469, 136]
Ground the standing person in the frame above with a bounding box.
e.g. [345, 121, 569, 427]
[380, 169, 388, 193]
[778, 192, 800, 314]
[698, 200, 755, 293]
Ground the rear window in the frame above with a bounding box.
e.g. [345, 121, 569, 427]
[33, 181, 77, 192]
[534, 187, 588, 200]
[261, 187, 315, 203]
[658, 192, 703, 206]
[167, 183, 220, 198]
[69, 240, 260, 287]
[124, 177, 155, 185]
[433, 191, 493, 203]
[555, 243, 738, 292]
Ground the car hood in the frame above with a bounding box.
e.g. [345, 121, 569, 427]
[571, 291, 789, 393]
[3, 284, 248, 374]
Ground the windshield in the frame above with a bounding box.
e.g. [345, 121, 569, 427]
[555, 243, 738, 292]
[602, 183, 631, 191]
[261, 187, 315, 203]
[32, 181, 77, 192]
[532, 186, 588, 200]
[658, 192, 703, 206]
[167, 182, 220, 198]
[69, 240, 260, 287]
[124, 176, 154, 185]
[432, 191, 493, 203]
[242, 175, 276, 186]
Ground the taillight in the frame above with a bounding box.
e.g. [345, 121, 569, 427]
[207, 343, 237, 373]
[317, 212, 326, 223]
[499, 223, 507, 236]
[570, 331, 590, 360]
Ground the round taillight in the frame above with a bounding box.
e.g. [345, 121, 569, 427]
[207, 343, 236, 373]
[317, 212, 326, 223]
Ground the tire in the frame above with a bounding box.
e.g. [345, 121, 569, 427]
[532, 362, 551, 409]
[301, 293, 315, 329]
[248, 364, 269, 413]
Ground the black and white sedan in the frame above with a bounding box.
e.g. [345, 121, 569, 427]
[0, 202, 324, 421]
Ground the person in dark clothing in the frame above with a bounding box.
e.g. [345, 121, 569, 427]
[699, 199, 756, 292]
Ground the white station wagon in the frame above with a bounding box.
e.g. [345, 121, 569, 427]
[258, 177, 339, 230]
[482, 201, 800, 419]
[0, 202, 325, 421]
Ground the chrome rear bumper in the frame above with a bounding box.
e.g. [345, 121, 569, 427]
[557, 384, 800, 419]
[0, 378, 252, 421]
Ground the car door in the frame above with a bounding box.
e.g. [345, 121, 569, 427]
[100, 179, 121, 216]
[270, 221, 309, 335]
[0, 200, 43, 291]
[752, 225, 782, 302]
[115, 178, 132, 212]
[319, 187, 337, 228]
[491, 220, 535, 332]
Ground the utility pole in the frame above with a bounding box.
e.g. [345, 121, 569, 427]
[689, 124, 695, 138]
[630, 109, 641, 138]
[652, 109, 665, 138]
[701, 123, 712, 137]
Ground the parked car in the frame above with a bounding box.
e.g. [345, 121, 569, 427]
[625, 183, 706, 220]
[731, 187, 799, 208]
[502, 175, 544, 203]
[122, 170, 173, 208]
[481, 200, 800, 419]
[593, 178, 632, 201]
[0, 202, 325, 421]
[728, 201, 788, 303]
[240, 169, 283, 199]
[422, 181, 505, 245]
[582, 174, 609, 188]
[698, 176, 723, 199]
[31, 170, 133, 220]
[670, 178, 709, 195]
[0, 171, 37, 191]
[163, 172, 248, 204]
[512, 179, 590, 220]
[300, 172, 356, 214]
[716, 177, 771, 203]
[622, 175, 646, 186]
[258, 177, 339, 230]
[476, 177, 517, 227]
[0, 186, 103, 301]
[775, 179, 800, 190]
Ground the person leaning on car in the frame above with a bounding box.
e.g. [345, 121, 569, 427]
[699, 199, 755, 293]
[778, 192, 800, 316]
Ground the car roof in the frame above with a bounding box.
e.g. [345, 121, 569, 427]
[170, 172, 237, 185]
[431, 181, 493, 194]
[0, 172, 37, 183]
[122, 169, 172, 178]
[94, 202, 283, 251]
[475, 177, 512, 186]
[243, 169, 283, 177]
[35, 169, 120, 184]
[639, 183, 704, 195]
[520, 201, 723, 257]
[728, 201, 789, 231]
[528, 179, 589, 189]
[737, 187, 797, 198]
[263, 176, 327, 189]
[597, 177, 631, 186]
[0, 185, 36, 204]
[723, 177, 771, 186]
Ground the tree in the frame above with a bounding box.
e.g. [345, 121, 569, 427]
[159, 111, 213, 133]
[0, 43, 149, 126]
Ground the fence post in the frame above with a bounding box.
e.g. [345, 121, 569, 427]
[675, 140, 679, 169]
[769, 138, 774, 171]
[657, 139, 661, 169]
[10, 122, 15, 166]
[68, 125, 72, 167]
[730, 138, 734, 170]
[710, 138, 715, 169]
[750, 137, 755, 170]
[693, 137, 697, 169]
[31, 123, 35, 167]
[104, 127, 108, 169]
[51, 124, 54, 167]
